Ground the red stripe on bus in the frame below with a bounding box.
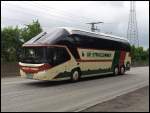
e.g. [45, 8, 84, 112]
[119, 51, 126, 66]
[77, 47, 115, 51]
[20, 64, 52, 74]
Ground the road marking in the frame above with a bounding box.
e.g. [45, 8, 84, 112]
[69, 81, 149, 112]
[1, 77, 71, 85]
[1, 67, 149, 112]
[1, 80, 37, 85]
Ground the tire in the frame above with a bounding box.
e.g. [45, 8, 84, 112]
[120, 66, 125, 75]
[113, 66, 119, 76]
[126, 63, 130, 70]
[71, 70, 80, 82]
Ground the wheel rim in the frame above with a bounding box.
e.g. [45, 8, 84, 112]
[72, 71, 79, 81]
[115, 67, 118, 75]
[121, 67, 125, 74]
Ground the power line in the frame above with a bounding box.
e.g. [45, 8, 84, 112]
[3, 2, 127, 33]
[25, 2, 92, 26]
[3, 3, 87, 29]
[24, 2, 112, 28]
[21, 2, 88, 28]
[33, 2, 96, 22]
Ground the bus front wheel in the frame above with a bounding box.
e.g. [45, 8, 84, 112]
[113, 66, 119, 76]
[71, 70, 80, 82]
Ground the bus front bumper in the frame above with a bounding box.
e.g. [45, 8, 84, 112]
[20, 70, 55, 80]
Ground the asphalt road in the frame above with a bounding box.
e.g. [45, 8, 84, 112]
[1, 67, 149, 112]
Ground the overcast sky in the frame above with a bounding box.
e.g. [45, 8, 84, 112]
[1, 1, 149, 49]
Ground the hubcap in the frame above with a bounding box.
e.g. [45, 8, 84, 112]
[115, 67, 118, 75]
[121, 67, 125, 74]
[73, 71, 79, 81]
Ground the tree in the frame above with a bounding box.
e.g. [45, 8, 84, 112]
[20, 20, 42, 42]
[130, 45, 149, 65]
[1, 20, 43, 62]
[1, 26, 21, 61]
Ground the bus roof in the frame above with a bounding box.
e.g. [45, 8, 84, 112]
[23, 27, 130, 46]
[58, 27, 129, 43]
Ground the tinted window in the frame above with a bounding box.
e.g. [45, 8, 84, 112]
[46, 47, 70, 66]
[19, 47, 47, 64]
[72, 34, 129, 51]
[74, 35, 94, 48]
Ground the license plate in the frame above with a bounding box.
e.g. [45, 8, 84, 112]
[27, 74, 33, 79]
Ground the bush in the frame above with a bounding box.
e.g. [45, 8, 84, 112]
[131, 45, 149, 66]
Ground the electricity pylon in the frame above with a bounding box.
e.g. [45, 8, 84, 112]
[127, 1, 139, 47]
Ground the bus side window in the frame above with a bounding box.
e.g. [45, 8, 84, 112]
[60, 48, 70, 62]
[54, 47, 70, 65]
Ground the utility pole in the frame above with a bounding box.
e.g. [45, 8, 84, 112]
[86, 22, 104, 32]
[127, 1, 139, 47]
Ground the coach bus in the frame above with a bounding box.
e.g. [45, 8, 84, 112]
[18, 27, 131, 81]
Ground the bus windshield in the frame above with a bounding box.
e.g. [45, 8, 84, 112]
[19, 46, 70, 65]
[19, 47, 47, 64]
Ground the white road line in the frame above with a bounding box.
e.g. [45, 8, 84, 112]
[69, 81, 149, 112]
[1, 67, 149, 112]
[1, 80, 37, 85]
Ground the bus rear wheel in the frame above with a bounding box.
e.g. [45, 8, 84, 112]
[113, 66, 119, 76]
[71, 70, 80, 82]
[120, 66, 125, 75]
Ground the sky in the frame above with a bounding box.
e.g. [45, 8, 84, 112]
[1, 1, 149, 49]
